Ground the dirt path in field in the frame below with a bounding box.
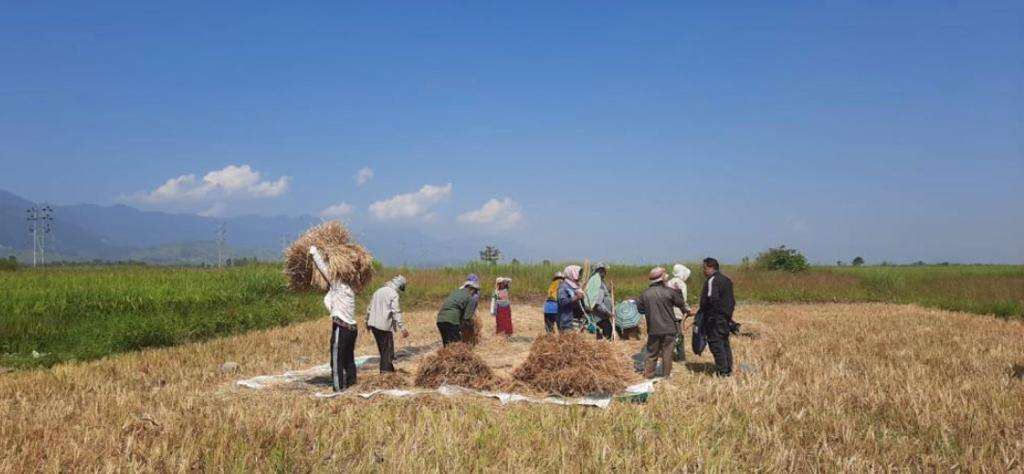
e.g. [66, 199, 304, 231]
[2, 302, 1022, 472]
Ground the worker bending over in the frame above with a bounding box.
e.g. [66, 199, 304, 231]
[366, 275, 409, 373]
[436, 280, 481, 345]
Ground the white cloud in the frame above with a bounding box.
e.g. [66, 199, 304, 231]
[130, 164, 291, 209]
[198, 202, 227, 217]
[355, 167, 374, 186]
[369, 183, 452, 221]
[321, 203, 354, 219]
[457, 198, 524, 230]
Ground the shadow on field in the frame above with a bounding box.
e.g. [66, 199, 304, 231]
[684, 362, 719, 375]
[306, 342, 440, 387]
[1011, 364, 1024, 381]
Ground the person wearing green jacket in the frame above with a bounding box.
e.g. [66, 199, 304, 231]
[585, 263, 614, 340]
[436, 281, 481, 346]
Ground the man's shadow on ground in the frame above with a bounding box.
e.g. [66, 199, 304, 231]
[308, 342, 440, 387]
[631, 352, 720, 376]
[683, 362, 718, 375]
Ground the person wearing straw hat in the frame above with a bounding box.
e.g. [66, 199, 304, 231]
[543, 272, 564, 333]
[308, 245, 359, 392]
[436, 280, 481, 346]
[636, 266, 688, 378]
[366, 275, 409, 373]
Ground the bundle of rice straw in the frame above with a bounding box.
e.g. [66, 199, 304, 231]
[414, 343, 498, 390]
[512, 332, 635, 396]
[460, 317, 482, 346]
[283, 221, 374, 293]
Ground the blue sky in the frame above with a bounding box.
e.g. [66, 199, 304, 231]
[1, 1, 1021, 263]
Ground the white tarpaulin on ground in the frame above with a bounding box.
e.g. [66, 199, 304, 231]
[312, 380, 658, 409]
[235, 356, 377, 390]
[236, 358, 658, 409]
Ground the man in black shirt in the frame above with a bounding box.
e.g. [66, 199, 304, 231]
[699, 257, 735, 376]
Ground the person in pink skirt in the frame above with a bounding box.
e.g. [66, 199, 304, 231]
[490, 277, 514, 337]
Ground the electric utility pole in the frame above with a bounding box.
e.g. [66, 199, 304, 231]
[26, 206, 53, 267]
[215, 222, 227, 267]
[26, 208, 37, 266]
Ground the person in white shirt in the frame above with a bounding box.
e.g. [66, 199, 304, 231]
[365, 274, 409, 372]
[309, 245, 359, 392]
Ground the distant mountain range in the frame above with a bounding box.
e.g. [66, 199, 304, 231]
[0, 189, 524, 266]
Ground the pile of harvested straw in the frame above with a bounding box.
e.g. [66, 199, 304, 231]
[512, 332, 635, 396]
[283, 221, 374, 293]
[414, 343, 498, 390]
[460, 317, 481, 346]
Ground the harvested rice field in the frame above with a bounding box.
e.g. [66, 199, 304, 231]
[1, 302, 1022, 471]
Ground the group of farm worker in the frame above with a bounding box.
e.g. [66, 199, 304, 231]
[635, 258, 736, 379]
[543, 259, 736, 378]
[436, 273, 515, 345]
[309, 244, 736, 393]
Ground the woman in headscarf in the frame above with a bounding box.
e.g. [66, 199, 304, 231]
[543, 272, 564, 333]
[464, 274, 481, 302]
[556, 265, 586, 333]
[666, 263, 693, 361]
[490, 277, 514, 337]
[585, 262, 615, 340]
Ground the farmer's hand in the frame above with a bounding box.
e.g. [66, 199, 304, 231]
[574, 290, 585, 301]
[401, 329, 410, 339]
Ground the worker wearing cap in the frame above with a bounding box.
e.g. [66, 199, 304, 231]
[309, 245, 359, 392]
[436, 280, 481, 346]
[636, 267, 688, 378]
[366, 275, 409, 373]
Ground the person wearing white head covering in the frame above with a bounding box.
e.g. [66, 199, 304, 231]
[666, 263, 694, 361]
[491, 277, 514, 337]
[666, 264, 694, 319]
[556, 265, 586, 333]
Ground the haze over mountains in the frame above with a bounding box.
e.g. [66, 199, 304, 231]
[0, 189, 521, 266]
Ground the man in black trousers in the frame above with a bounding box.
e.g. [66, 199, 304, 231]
[699, 257, 735, 376]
